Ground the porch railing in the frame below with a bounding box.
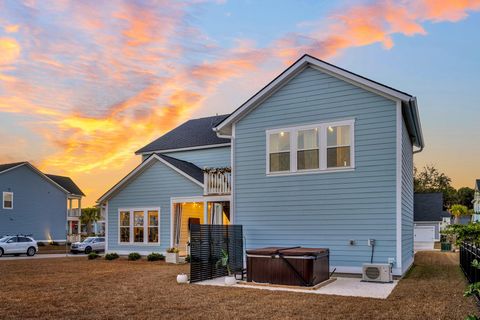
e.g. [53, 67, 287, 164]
[204, 170, 231, 195]
[68, 208, 81, 217]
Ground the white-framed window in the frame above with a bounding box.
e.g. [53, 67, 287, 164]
[3, 192, 13, 209]
[266, 119, 355, 175]
[118, 208, 160, 244]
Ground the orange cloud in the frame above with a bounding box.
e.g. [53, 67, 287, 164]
[0, 37, 20, 65]
[4, 24, 19, 33]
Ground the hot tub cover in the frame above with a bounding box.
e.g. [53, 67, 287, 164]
[246, 247, 328, 256]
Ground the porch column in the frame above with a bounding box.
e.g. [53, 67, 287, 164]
[203, 200, 208, 225]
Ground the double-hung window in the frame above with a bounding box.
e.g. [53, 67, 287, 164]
[268, 131, 290, 172]
[3, 192, 13, 209]
[119, 208, 160, 244]
[266, 119, 354, 174]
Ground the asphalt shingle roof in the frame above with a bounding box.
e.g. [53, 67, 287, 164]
[414, 192, 450, 222]
[0, 162, 27, 173]
[45, 174, 85, 196]
[155, 154, 203, 183]
[136, 114, 230, 154]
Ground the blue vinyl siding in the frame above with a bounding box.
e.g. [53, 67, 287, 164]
[107, 160, 203, 253]
[401, 119, 414, 272]
[0, 165, 67, 241]
[162, 146, 230, 168]
[233, 66, 399, 270]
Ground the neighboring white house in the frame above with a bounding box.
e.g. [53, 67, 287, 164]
[414, 192, 450, 251]
[472, 179, 480, 222]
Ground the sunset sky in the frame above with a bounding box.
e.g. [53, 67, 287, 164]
[0, 0, 479, 206]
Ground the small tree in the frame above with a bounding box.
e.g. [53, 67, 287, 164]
[414, 164, 457, 208]
[457, 187, 475, 209]
[450, 204, 469, 224]
[80, 207, 101, 235]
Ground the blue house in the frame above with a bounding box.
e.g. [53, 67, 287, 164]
[98, 54, 424, 276]
[0, 162, 84, 242]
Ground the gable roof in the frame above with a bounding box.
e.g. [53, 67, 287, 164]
[0, 162, 27, 174]
[414, 193, 450, 222]
[213, 54, 424, 149]
[156, 154, 203, 183]
[0, 161, 84, 197]
[97, 154, 203, 203]
[45, 174, 85, 196]
[135, 114, 231, 154]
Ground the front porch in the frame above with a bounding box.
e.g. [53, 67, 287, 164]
[67, 196, 82, 243]
[171, 196, 231, 256]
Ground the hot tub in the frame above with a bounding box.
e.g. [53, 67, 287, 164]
[246, 247, 329, 287]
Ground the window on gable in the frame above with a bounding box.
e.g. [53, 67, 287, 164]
[327, 125, 351, 168]
[3, 192, 13, 209]
[268, 131, 290, 172]
[297, 129, 319, 170]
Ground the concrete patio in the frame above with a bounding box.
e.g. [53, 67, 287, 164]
[195, 276, 399, 299]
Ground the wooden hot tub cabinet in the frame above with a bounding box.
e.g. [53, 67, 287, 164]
[246, 247, 329, 287]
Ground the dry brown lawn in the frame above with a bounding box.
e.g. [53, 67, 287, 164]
[0, 251, 477, 320]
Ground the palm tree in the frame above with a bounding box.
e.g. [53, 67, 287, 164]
[80, 207, 101, 235]
[450, 204, 469, 224]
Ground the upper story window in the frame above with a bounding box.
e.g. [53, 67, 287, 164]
[268, 131, 290, 172]
[266, 119, 355, 175]
[327, 125, 351, 168]
[3, 192, 13, 209]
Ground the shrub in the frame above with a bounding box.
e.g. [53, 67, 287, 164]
[128, 252, 141, 261]
[105, 253, 119, 260]
[442, 223, 480, 246]
[147, 253, 165, 262]
[166, 247, 179, 253]
[50, 241, 60, 246]
[88, 252, 100, 260]
[37, 242, 46, 247]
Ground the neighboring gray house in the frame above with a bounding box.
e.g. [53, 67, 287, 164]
[414, 192, 450, 250]
[0, 162, 84, 242]
[99, 54, 424, 276]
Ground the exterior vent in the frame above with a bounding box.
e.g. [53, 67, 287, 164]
[362, 263, 392, 283]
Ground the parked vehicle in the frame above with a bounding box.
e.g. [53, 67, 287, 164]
[70, 237, 105, 254]
[0, 235, 38, 257]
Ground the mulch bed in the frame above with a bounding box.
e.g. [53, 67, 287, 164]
[0, 251, 476, 319]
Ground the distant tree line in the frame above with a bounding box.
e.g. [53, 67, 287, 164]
[414, 164, 474, 210]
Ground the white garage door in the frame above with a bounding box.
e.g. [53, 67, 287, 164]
[414, 225, 435, 250]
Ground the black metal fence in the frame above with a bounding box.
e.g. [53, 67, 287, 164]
[460, 242, 480, 284]
[190, 224, 243, 283]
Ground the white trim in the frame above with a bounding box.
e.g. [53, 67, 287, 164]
[396, 100, 402, 271]
[136, 143, 231, 155]
[98, 154, 204, 203]
[117, 207, 160, 245]
[265, 119, 355, 175]
[214, 55, 414, 135]
[231, 123, 236, 224]
[2, 191, 13, 209]
[105, 201, 109, 252]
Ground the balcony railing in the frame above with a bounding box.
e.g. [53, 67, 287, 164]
[204, 168, 231, 195]
[68, 208, 81, 217]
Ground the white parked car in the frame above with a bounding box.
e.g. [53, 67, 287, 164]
[70, 237, 105, 254]
[0, 236, 38, 257]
